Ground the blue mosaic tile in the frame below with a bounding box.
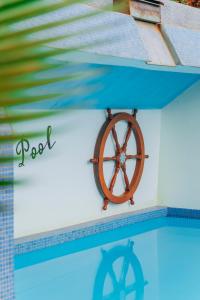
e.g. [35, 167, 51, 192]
[15, 206, 200, 258]
[15, 206, 168, 255]
[168, 207, 200, 219]
[0, 139, 14, 300]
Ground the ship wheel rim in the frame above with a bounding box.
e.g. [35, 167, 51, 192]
[98, 112, 146, 204]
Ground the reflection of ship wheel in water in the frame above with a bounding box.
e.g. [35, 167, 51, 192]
[93, 241, 147, 300]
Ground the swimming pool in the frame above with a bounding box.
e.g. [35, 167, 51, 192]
[15, 217, 200, 300]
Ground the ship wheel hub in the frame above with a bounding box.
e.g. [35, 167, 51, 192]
[119, 151, 126, 165]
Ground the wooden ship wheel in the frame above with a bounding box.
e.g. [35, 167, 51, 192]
[90, 109, 149, 210]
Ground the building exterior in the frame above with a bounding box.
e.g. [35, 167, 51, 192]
[1, 1, 200, 299]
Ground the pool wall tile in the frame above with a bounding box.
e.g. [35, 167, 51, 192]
[0, 139, 14, 300]
[15, 206, 168, 255]
[15, 206, 200, 257]
[168, 207, 200, 219]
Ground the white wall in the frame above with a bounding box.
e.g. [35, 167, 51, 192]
[14, 109, 161, 238]
[158, 80, 200, 209]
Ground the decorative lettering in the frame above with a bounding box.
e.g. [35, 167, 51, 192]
[16, 125, 56, 167]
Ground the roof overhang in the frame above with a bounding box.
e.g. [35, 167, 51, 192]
[16, 1, 200, 109]
[29, 51, 200, 109]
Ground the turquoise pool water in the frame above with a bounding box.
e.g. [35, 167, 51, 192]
[15, 217, 200, 300]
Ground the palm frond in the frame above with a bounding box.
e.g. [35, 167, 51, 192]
[0, 0, 123, 186]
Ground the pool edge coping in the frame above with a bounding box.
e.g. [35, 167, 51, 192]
[15, 206, 200, 255]
[15, 206, 166, 254]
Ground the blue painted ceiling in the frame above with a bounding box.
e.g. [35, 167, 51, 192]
[24, 59, 200, 110]
[83, 63, 200, 109]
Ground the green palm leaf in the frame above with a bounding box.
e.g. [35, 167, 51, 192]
[0, 0, 119, 186]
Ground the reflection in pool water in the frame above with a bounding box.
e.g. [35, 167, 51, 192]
[93, 241, 147, 300]
[15, 217, 200, 300]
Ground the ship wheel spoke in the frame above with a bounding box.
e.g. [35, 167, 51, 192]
[108, 265, 119, 289]
[121, 164, 130, 192]
[120, 256, 129, 285]
[103, 156, 117, 162]
[111, 126, 121, 153]
[121, 162, 135, 205]
[109, 163, 120, 193]
[122, 124, 132, 152]
[103, 163, 120, 210]
[124, 283, 137, 295]
[126, 154, 149, 160]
